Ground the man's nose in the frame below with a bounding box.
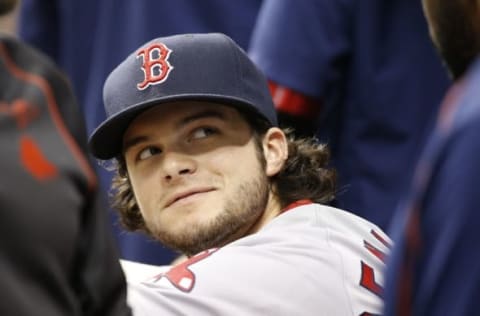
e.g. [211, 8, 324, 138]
[160, 151, 197, 182]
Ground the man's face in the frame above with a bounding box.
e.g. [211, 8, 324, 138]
[123, 101, 270, 256]
[422, 0, 480, 79]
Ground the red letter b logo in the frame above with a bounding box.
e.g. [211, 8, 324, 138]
[136, 43, 173, 90]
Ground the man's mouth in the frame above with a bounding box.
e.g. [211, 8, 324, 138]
[165, 188, 215, 207]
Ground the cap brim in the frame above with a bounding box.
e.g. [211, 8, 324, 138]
[88, 94, 268, 160]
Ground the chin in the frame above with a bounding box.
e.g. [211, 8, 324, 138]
[152, 220, 224, 256]
[155, 205, 221, 235]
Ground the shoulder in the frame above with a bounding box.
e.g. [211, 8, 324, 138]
[127, 204, 390, 315]
[269, 203, 390, 242]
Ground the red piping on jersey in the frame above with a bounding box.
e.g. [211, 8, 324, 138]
[20, 135, 58, 180]
[0, 43, 97, 191]
[281, 199, 312, 213]
[268, 81, 322, 117]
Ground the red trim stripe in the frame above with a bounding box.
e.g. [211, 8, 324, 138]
[281, 199, 312, 213]
[0, 43, 97, 191]
[268, 81, 322, 117]
[371, 229, 392, 249]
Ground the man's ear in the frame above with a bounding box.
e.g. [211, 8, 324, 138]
[262, 127, 288, 177]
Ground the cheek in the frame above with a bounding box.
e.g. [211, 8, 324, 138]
[128, 171, 158, 216]
[203, 145, 262, 177]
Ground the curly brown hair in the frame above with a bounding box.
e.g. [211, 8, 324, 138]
[109, 109, 337, 233]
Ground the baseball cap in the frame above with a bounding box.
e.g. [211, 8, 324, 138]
[88, 33, 277, 160]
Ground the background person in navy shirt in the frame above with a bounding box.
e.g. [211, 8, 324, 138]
[383, 0, 480, 314]
[248, 0, 450, 231]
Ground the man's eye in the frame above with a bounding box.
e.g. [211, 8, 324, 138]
[138, 147, 161, 160]
[191, 127, 217, 140]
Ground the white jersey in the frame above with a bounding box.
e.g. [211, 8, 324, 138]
[124, 202, 392, 315]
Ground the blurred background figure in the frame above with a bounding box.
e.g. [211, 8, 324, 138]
[248, 0, 450, 231]
[0, 1, 130, 315]
[17, 0, 263, 265]
[383, 0, 480, 314]
[0, 0, 16, 35]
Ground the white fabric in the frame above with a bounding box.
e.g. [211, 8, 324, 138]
[120, 259, 170, 284]
[125, 203, 391, 315]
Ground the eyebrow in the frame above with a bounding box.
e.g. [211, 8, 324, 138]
[123, 109, 227, 154]
[175, 109, 226, 129]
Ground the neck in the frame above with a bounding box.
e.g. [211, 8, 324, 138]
[215, 193, 282, 249]
[245, 193, 282, 236]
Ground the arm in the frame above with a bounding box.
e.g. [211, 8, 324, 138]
[384, 111, 480, 316]
[268, 80, 323, 137]
[415, 120, 480, 315]
[126, 246, 342, 315]
[249, 0, 353, 136]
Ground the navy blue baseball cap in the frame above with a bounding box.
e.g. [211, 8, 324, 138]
[88, 33, 277, 160]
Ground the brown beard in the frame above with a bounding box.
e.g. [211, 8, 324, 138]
[152, 170, 270, 257]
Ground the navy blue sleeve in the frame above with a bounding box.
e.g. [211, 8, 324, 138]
[413, 120, 480, 315]
[249, 0, 353, 97]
